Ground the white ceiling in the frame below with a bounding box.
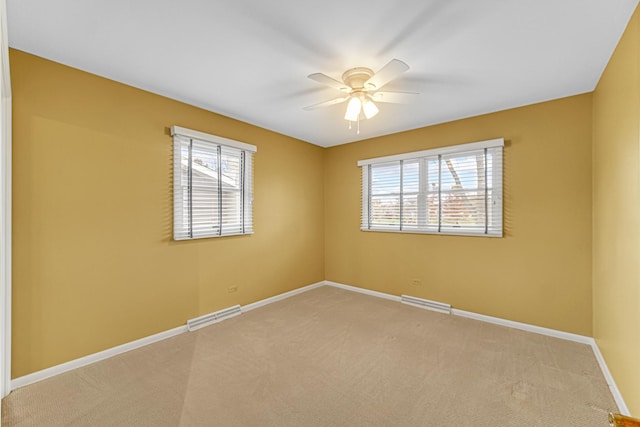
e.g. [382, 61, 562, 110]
[7, 0, 639, 147]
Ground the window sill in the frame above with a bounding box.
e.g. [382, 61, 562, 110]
[359, 228, 502, 238]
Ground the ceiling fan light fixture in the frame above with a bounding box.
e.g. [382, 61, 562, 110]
[362, 98, 379, 119]
[306, 59, 415, 130]
[344, 96, 362, 121]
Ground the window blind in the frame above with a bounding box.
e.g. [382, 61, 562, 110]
[359, 138, 503, 237]
[172, 126, 256, 240]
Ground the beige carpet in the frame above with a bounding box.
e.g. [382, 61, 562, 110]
[2, 286, 617, 426]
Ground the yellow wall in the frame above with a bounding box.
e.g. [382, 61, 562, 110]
[592, 6, 640, 415]
[10, 49, 325, 378]
[325, 94, 593, 336]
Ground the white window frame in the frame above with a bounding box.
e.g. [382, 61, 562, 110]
[171, 126, 256, 240]
[358, 138, 503, 237]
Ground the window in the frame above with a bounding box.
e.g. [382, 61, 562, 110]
[172, 126, 256, 240]
[359, 138, 503, 237]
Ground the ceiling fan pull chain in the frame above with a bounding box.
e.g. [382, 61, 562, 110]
[357, 116, 360, 135]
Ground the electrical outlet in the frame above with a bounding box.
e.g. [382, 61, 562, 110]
[411, 279, 422, 287]
[227, 285, 238, 293]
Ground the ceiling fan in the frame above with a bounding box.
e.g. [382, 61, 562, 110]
[304, 59, 418, 131]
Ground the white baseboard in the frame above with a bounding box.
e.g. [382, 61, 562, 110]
[590, 339, 629, 415]
[323, 280, 401, 302]
[450, 308, 593, 345]
[242, 281, 325, 312]
[324, 281, 593, 344]
[10, 279, 630, 416]
[11, 325, 187, 390]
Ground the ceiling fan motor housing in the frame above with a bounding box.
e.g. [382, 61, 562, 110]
[342, 67, 374, 90]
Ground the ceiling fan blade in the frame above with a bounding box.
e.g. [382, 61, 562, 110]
[303, 96, 349, 111]
[307, 73, 351, 92]
[370, 91, 418, 104]
[364, 59, 410, 90]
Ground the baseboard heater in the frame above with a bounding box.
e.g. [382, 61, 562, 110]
[187, 305, 242, 331]
[401, 295, 451, 314]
